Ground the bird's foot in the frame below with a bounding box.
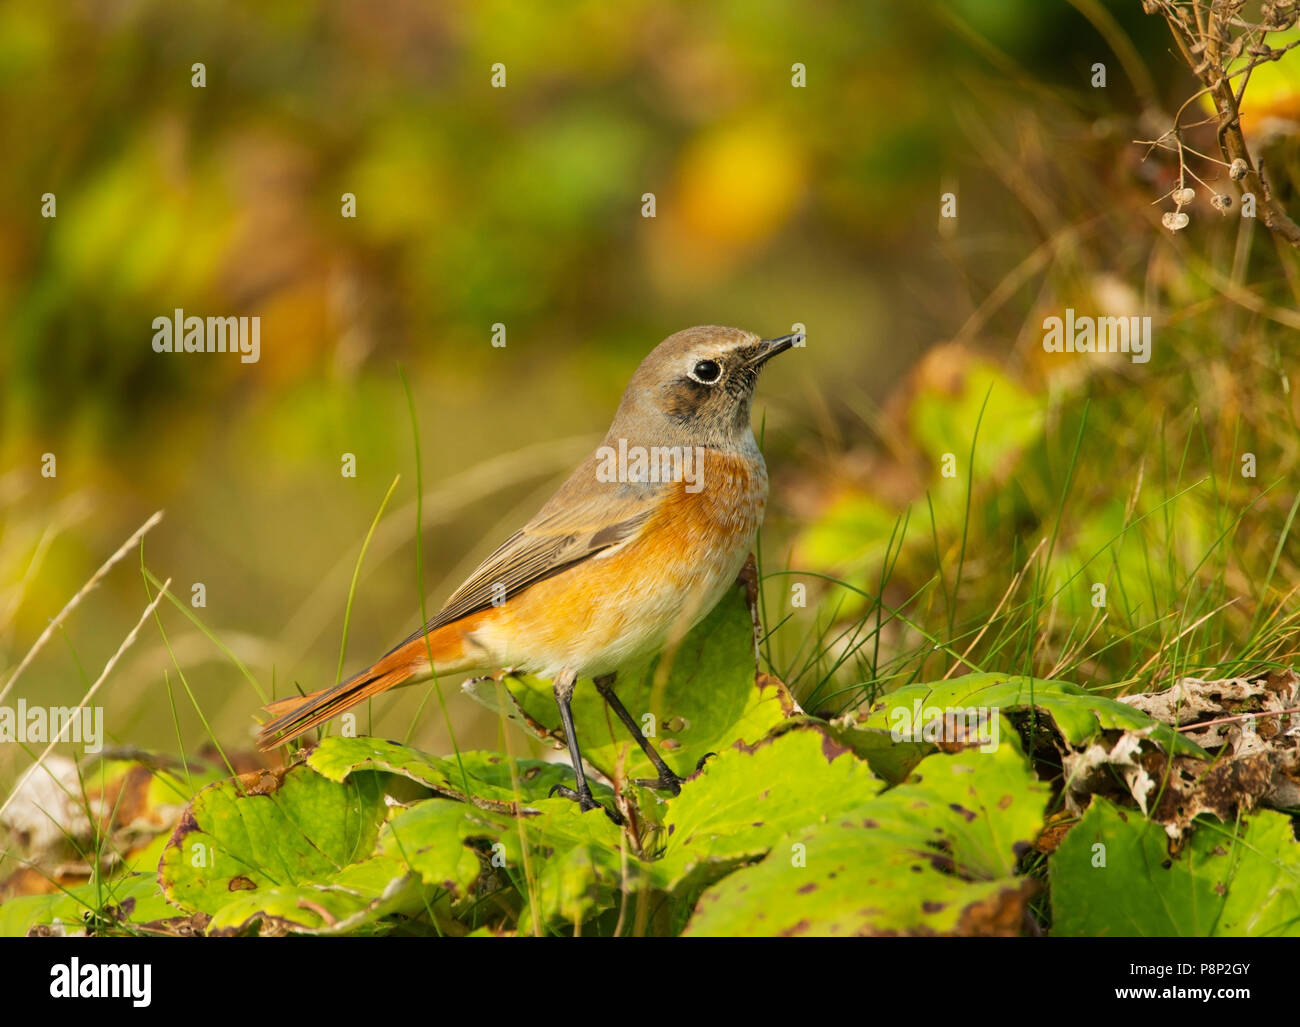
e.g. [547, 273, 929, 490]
[548, 783, 625, 826]
[633, 752, 716, 796]
[632, 771, 683, 795]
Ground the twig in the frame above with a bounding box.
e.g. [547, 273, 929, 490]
[1142, 0, 1300, 246]
[1176, 705, 1300, 733]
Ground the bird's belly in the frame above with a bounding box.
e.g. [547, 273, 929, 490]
[472, 451, 767, 678]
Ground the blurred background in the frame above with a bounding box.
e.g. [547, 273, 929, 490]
[3, 0, 1299, 774]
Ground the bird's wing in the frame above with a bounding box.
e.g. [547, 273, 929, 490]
[391, 464, 665, 649]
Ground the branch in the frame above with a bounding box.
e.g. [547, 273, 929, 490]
[1146, 0, 1300, 247]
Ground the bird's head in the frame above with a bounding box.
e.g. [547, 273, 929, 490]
[610, 325, 796, 449]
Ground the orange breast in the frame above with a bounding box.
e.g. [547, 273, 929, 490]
[467, 448, 768, 677]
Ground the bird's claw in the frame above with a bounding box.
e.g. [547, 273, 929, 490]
[633, 752, 716, 796]
[632, 772, 683, 795]
[548, 783, 625, 825]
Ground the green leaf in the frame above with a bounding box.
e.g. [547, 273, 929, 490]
[159, 764, 389, 917]
[649, 725, 885, 899]
[463, 582, 792, 787]
[379, 793, 632, 930]
[512, 800, 638, 928]
[834, 673, 1208, 783]
[307, 738, 585, 810]
[684, 720, 1048, 936]
[378, 799, 510, 897]
[0, 872, 177, 937]
[205, 853, 425, 935]
[1050, 797, 1300, 936]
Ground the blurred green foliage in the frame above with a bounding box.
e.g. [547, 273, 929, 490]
[1, 0, 1289, 768]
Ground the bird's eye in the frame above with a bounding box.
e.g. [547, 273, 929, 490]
[691, 359, 722, 384]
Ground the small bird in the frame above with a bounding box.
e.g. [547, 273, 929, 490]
[257, 325, 794, 823]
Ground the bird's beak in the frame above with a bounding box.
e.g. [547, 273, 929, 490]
[746, 333, 800, 368]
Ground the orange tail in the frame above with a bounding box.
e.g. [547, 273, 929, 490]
[256, 622, 472, 751]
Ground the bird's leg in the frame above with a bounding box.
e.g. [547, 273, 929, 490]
[548, 669, 624, 825]
[594, 672, 711, 796]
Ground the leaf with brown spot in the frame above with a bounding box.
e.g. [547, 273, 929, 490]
[831, 673, 1206, 786]
[159, 762, 389, 919]
[650, 725, 885, 911]
[955, 879, 1036, 936]
[204, 853, 429, 936]
[683, 720, 1047, 936]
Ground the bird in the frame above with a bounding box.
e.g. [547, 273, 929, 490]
[257, 325, 795, 823]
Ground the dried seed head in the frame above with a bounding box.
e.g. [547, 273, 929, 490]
[1162, 210, 1190, 231]
[1265, 0, 1293, 24]
[1211, 193, 1233, 212]
[1172, 186, 1196, 205]
[1229, 158, 1249, 181]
